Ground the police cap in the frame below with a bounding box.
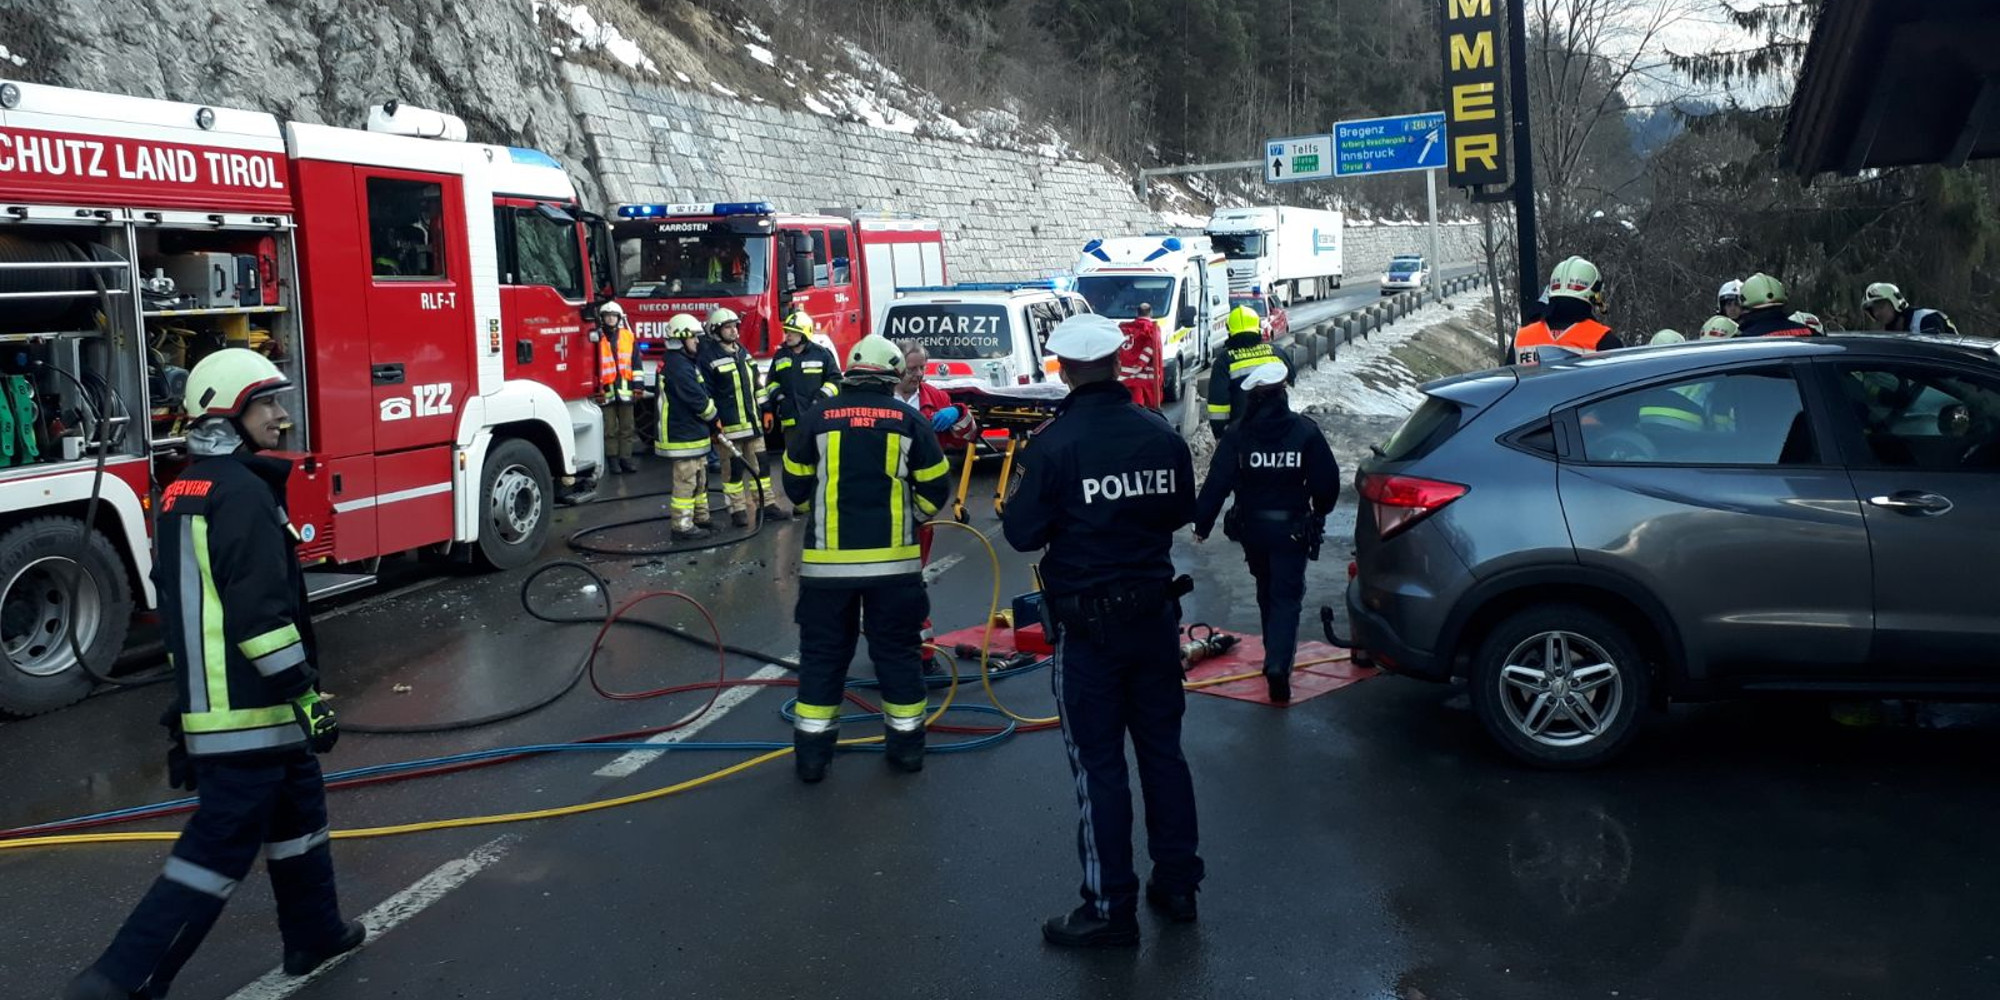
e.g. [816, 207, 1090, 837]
[1241, 362, 1287, 392]
[1045, 314, 1125, 362]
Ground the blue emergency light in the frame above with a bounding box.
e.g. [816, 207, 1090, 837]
[615, 201, 775, 219]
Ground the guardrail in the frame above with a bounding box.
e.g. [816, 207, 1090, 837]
[1287, 270, 1490, 369]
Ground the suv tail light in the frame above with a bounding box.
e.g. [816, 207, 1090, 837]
[1360, 473, 1467, 540]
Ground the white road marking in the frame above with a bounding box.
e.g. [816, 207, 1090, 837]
[921, 553, 964, 583]
[224, 836, 515, 1000]
[592, 662, 793, 778]
[312, 578, 445, 623]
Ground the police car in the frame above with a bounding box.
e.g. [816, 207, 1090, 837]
[878, 281, 1095, 387]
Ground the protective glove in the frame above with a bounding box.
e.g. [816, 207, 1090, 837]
[291, 691, 340, 754]
[931, 406, 962, 432]
[158, 707, 196, 790]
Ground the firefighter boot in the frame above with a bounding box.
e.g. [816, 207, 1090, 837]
[762, 503, 791, 521]
[282, 920, 366, 976]
[731, 509, 752, 528]
[884, 727, 925, 773]
[794, 729, 837, 784]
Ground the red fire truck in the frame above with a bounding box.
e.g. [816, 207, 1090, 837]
[607, 202, 945, 363]
[0, 81, 609, 715]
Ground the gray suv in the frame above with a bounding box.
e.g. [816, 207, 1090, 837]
[1346, 335, 2000, 767]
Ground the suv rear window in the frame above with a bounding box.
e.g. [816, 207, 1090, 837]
[1379, 396, 1462, 462]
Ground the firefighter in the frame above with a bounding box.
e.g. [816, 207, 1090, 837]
[1206, 304, 1293, 439]
[893, 340, 978, 449]
[1700, 315, 1740, 340]
[1716, 279, 1745, 322]
[1002, 313, 1202, 948]
[1117, 302, 1165, 409]
[594, 301, 640, 474]
[700, 307, 771, 526]
[66, 350, 361, 1000]
[781, 335, 952, 783]
[1192, 363, 1338, 704]
[1649, 329, 1686, 346]
[1791, 311, 1827, 335]
[1734, 273, 1818, 337]
[1513, 256, 1623, 365]
[763, 310, 840, 442]
[657, 313, 719, 540]
[1863, 282, 1960, 336]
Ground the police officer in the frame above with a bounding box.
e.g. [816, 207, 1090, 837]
[67, 350, 361, 1000]
[1734, 273, 1818, 338]
[657, 313, 720, 540]
[1513, 256, 1623, 365]
[594, 301, 640, 474]
[1192, 363, 1339, 703]
[699, 307, 771, 526]
[1206, 304, 1293, 439]
[1863, 282, 1960, 335]
[781, 335, 952, 783]
[1003, 313, 1202, 948]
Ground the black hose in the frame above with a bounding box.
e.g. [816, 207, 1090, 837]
[564, 434, 772, 557]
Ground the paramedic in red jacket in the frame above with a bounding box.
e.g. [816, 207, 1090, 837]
[896, 341, 979, 450]
[1117, 302, 1165, 410]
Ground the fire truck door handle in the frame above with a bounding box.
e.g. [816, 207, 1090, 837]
[515, 339, 533, 364]
[371, 363, 406, 386]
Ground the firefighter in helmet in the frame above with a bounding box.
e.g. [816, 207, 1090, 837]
[781, 334, 952, 783]
[762, 310, 840, 441]
[595, 301, 640, 474]
[1649, 329, 1686, 346]
[699, 307, 774, 526]
[67, 349, 362, 1000]
[657, 313, 720, 540]
[1514, 256, 1623, 365]
[1700, 315, 1740, 340]
[1206, 304, 1293, 439]
[1863, 282, 1960, 336]
[1734, 273, 1817, 337]
[1715, 279, 1745, 323]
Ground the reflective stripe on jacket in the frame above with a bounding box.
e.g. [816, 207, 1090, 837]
[700, 338, 762, 438]
[656, 348, 718, 458]
[767, 341, 840, 428]
[155, 452, 317, 758]
[782, 384, 951, 585]
[1206, 334, 1294, 436]
[598, 324, 636, 401]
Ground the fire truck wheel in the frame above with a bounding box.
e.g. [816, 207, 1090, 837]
[0, 517, 134, 716]
[474, 438, 554, 571]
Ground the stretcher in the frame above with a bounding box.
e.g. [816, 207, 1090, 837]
[934, 379, 1069, 521]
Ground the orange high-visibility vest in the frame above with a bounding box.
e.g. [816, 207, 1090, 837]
[598, 325, 636, 401]
[1513, 318, 1613, 366]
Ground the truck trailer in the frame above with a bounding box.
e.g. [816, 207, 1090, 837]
[1204, 206, 1343, 303]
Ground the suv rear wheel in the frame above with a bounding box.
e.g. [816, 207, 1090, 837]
[1470, 604, 1649, 768]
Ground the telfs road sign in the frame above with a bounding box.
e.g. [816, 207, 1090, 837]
[1334, 112, 1447, 177]
[1265, 135, 1333, 183]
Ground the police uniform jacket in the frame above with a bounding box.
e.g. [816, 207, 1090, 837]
[655, 347, 718, 458]
[764, 340, 840, 429]
[1002, 380, 1196, 598]
[1206, 333, 1295, 437]
[1194, 402, 1339, 537]
[782, 382, 952, 586]
[699, 337, 762, 439]
[156, 451, 319, 758]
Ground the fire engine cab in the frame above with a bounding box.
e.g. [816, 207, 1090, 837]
[0, 80, 607, 715]
[607, 202, 945, 365]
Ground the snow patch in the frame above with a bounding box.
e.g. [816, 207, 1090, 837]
[745, 43, 776, 68]
[0, 44, 25, 68]
[532, 1, 659, 75]
[710, 81, 740, 99]
[674, 70, 693, 85]
[1291, 293, 1486, 419]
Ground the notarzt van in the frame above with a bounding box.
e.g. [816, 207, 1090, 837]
[879, 282, 1094, 387]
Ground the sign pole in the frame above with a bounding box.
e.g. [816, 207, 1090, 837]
[1426, 168, 1441, 294]
[1505, 0, 1540, 319]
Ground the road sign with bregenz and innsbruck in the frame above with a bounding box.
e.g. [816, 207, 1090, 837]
[1334, 112, 1447, 176]
[1265, 135, 1333, 183]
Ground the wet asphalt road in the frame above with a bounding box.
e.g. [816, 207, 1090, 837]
[8, 351, 2000, 998]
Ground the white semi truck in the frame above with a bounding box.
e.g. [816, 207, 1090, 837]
[1073, 235, 1229, 402]
[1204, 206, 1344, 303]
